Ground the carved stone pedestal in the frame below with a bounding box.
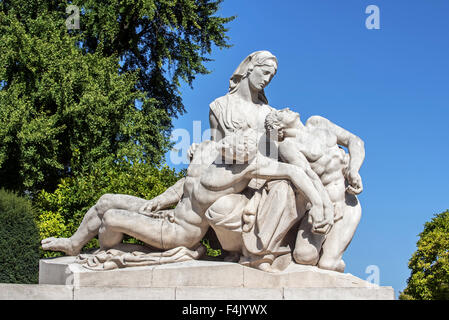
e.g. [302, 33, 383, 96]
[36, 257, 395, 300]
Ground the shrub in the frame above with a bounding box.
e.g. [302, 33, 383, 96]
[0, 189, 40, 283]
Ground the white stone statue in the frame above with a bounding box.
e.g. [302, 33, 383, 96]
[41, 51, 365, 273]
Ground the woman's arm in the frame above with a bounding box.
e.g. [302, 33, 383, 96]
[187, 108, 225, 162]
[209, 109, 226, 142]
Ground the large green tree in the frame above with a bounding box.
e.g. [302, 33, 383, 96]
[1, 0, 234, 119]
[75, 0, 235, 119]
[400, 210, 449, 300]
[0, 11, 167, 192]
[0, 0, 234, 193]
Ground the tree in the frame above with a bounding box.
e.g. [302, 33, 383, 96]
[1, 0, 233, 119]
[0, 10, 167, 193]
[400, 210, 449, 300]
[76, 0, 235, 120]
[0, 1, 234, 193]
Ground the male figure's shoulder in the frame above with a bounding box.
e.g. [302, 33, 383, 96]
[305, 115, 328, 128]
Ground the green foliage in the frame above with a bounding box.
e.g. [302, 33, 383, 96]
[66, 0, 234, 118]
[34, 158, 183, 257]
[0, 188, 40, 283]
[400, 210, 449, 300]
[0, 9, 170, 193]
[0, 0, 234, 194]
[201, 238, 221, 257]
[0, 0, 234, 268]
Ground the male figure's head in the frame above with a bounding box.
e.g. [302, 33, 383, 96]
[264, 108, 300, 141]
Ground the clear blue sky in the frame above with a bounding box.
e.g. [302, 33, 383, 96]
[166, 0, 449, 297]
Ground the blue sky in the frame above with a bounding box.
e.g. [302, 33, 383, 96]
[165, 0, 449, 297]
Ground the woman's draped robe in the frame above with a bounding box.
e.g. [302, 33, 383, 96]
[207, 95, 307, 271]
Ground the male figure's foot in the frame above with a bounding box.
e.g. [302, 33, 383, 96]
[41, 237, 78, 256]
[257, 262, 274, 272]
[337, 259, 346, 272]
[318, 258, 346, 273]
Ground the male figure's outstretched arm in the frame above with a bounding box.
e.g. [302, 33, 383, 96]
[139, 178, 185, 213]
[246, 153, 332, 234]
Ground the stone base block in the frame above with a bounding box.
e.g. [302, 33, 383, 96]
[35, 257, 394, 300]
[0, 284, 394, 300]
[0, 283, 73, 300]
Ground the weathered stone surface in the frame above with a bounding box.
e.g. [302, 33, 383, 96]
[283, 287, 394, 300]
[0, 283, 73, 300]
[38, 256, 75, 285]
[40, 256, 153, 287]
[40, 257, 245, 288]
[243, 263, 373, 288]
[175, 287, 284, 300]
[37, 257, 394, 300]
[152, 260, 244, 287]
[0, 283, 394, 300]
[73, 286, 175, 300]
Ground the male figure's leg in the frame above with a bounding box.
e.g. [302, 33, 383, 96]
[318, 194, 361, 272]
[292, 214, 325, 266]
[100, 209, 183, 250]
[41, 194, 148, 255]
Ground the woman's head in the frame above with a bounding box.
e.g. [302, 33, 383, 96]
[229, 51, 278, 104]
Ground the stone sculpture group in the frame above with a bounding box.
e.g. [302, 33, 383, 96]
[42, 51, 365, 273]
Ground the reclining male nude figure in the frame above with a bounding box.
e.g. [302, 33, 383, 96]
[264, 108, 365, 272]
[41, 127, 334, 258]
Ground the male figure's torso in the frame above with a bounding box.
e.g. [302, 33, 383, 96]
[292, 124, 348, 214]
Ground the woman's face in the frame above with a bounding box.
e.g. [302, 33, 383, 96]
[247, 62, 276, 91]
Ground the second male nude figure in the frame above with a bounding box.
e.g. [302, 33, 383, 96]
[265, 108, 365, 272]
